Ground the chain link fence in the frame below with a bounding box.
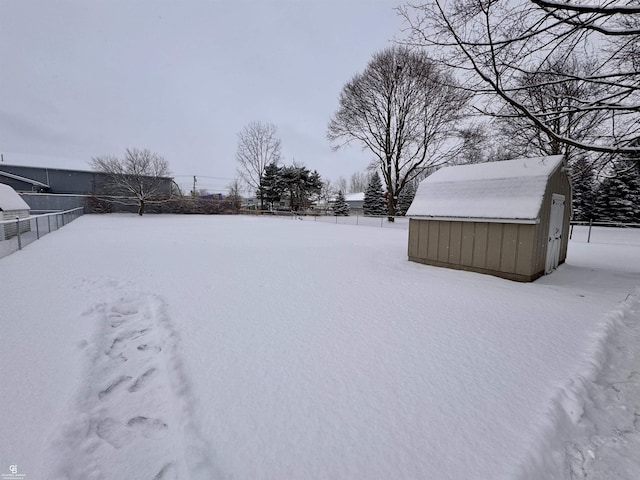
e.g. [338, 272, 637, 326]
[0, 207, 84, 259]
[253, 210, 411, 229]
[569, 221, 640, 245]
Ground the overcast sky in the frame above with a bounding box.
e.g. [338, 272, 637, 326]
[0, 1, 405, 193]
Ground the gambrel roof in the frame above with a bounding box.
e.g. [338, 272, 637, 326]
[0, 183, 31, 211]
[406, 156, 564, 222]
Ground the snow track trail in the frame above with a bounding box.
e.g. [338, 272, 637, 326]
[561, 291, 640, 479]
[518, 289, 640, 479]
[49, 287, 219, 480]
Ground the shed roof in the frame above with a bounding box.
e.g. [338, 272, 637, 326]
[406, 156, 564, 221]
[345, 192, 365, 202]
[0, 183, 31, 211]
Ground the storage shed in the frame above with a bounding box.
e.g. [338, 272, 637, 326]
[406, 155, 571, 282]
[0, 183, 31, 240]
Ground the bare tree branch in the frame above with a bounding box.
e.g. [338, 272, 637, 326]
[90, 148, 172, 215]
[328, 46, 469, 219]
[235, 121, 282, 198]
[399, 0, 640, 156]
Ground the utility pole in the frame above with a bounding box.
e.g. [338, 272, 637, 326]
[193, 175, 197, 197]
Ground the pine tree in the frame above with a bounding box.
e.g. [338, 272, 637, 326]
[396, 182, 416, 216]
[363, 171, 385, 216]
[570, 156, 596, 222]
[257, 162, 283, 210]
[280, 165, 323, 212]
[594, 160, 640, 222]
[333, 190, 350, 216]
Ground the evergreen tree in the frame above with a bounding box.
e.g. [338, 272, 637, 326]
[594, 160, 640, 222]
[257, 162, 283, 210]
[280, 165, 323, 212]
[363, 171, 385, 216]
[333, 190, 350, 216]
[570, 156, 596, 222]
[396, 181, 416, 216]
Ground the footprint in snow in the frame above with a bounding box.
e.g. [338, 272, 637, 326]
[99, 376, 132, 400]
[129, 367, 158, 393]
[153, 462, 177, 480]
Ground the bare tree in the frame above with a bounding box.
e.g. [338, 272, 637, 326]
[328, 45, 469, 219]
[336, 176, 348, 194]
[227, 178, 243, 211]
[90, 148, 171, 215]
[400, 0, 640, 157]
[495, 54, 610, 162]
[318, 179, 335, 213]
[235, 121, 282, 199]
[349, 171, 372, 193]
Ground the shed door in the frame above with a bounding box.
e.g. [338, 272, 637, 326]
[545, 194, 565, 274]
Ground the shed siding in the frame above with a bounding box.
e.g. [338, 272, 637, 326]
[449, 222, 462, 264]
[1, 209, 30, 240]
[418, 220, 429, 258]
[500, 224, 519, 273]
[515, 225, 535, 276]
[460, 223, 475, 265]
[472, 223, 488, 269]
[438, 222, 450, 263]
[486, 224, 503, 271]
[408, 220, 419, 258]
[428, 221, 440, 260]
[408, 219, 543, 282]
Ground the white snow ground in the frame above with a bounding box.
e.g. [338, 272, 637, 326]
[0, 215, 639, 479]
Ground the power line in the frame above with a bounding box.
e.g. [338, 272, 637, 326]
[173, 174, 234, 180]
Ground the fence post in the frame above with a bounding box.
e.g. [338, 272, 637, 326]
[16, 217, 22, 250]
[587, 219, 592, 243]
[48, 215, 51, 233]
[36, 217, 40, 239]
[569, 224, 573, 239]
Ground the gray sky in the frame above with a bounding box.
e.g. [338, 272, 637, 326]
[0, 0, 404, 193]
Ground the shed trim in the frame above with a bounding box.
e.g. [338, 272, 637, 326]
[408, 215, 539, 225]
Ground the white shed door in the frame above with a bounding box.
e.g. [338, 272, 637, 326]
[545, 194, 565, 274]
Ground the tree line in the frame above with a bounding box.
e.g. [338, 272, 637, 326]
[91, 1, 638, 221]
[257, 162, 323, 212]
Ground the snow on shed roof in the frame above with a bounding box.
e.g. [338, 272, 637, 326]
[345, 192, 365, 202]
[0, 183, 31, 211]
[406, 156, 564, 221]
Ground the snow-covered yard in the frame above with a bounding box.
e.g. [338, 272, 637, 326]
[1, 215, 639, 479]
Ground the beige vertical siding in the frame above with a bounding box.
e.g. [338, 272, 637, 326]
[409, 219, 540, 281]
[500, 223, 519, 273]
[472, 222, 488, 269]
[449, 222, 462, 264]
[408, 218, 420, 258]
[486, 224, 503, 271]
[515, 225, 535, 276]
[418, 220, 429, 258]
[438, 222, 451, 263]
[428, 221, 440, 259]
[460, 223, 474, 265]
